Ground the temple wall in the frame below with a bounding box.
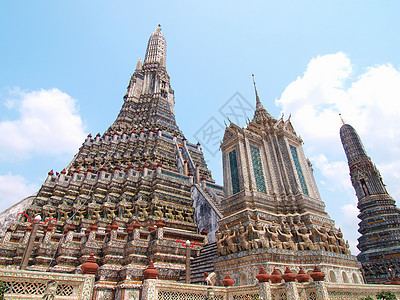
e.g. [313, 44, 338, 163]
[0, 269, 94, 299]
[191, 185, 220, 243]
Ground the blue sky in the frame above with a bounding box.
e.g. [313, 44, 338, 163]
[1, 1, 400, 254]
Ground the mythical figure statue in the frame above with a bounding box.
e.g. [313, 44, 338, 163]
[296, 226, 314, 250]
[123, 205, 134, 219]
[312, 226, 330, 251]
[225, 229, 237, 254]
[216, 231, 227, 256]
[250, 223, 269, 249]
[327, 229, 339, 253]
[91, 207, 102, 220]
[278, 225, 297, 251]
[164, 206, 174, 219]
[106, 206, 117, 219]
[266, 223, 283, 249]
[238, 224, 251, 251]
[175, 207, 185, 221]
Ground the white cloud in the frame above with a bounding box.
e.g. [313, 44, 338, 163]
[0, 173, 38, 211]
[340, 204, 360, 254]
[276, 52, 400, 198]
[0, 88, 87, 161]
[276, 52, 400, 255]
[311, 153, 352, 192]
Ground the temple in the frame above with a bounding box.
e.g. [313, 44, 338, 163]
[0, 25, 223, 298]
[211, 76, 363, 285]
[340, 122, 400, 283]
[3, 25, 399, 299]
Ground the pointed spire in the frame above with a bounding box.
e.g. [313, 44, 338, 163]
[251, 74, 272, 123]
[136, 58, 142, 71]
[144, 25, 167, 65]
[339, 113, 345, 125]
[252, 74, 263, 110]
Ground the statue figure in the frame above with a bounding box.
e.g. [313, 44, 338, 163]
[250, 223, 269, 249]
[266, 223, 282, 249]
[58, 209, 69, 223]
[75, 207, 86, 222]
[106, 206, 117, 219]
[296, 226, 314, 250]
[312, 226, 330, 251]
[175, 207, 184, 221]
[92, 207, 101, 220]
[225, 229, 237, 254]
[333, 229, 348, 254]
[46, 208, 57, 219]
[327, 230, 339, 253]
[152, 203, 163, 218]
[185, 211, 193, 223]
[278, 225, 297, 251]
[345, 240, 351, 255]
[216, 231, 227, 256]
[363, 263, 375, 276]
[238, 224, 251, 251]
[123, 205, 134, 219]
[138, 204, 148, 218]
[165, 206, 174, 219]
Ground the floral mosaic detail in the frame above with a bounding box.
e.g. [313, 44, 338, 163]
[229, 149, 240, 195]
[290, 145, 309, 196]
[250, 145, 266, 193]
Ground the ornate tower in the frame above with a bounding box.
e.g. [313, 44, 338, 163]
[0, 26, 223, 296]
[214, 77, 362, 285]
[340, 122, 400, 283]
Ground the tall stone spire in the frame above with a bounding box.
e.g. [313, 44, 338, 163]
[251, 74, 272, 123]
[218, 79, 362, 286]
[0, 26, 222, 287]
[115, 25, 178, 134]
[340, 122, 400, 283]
[144, 24, 166, 66]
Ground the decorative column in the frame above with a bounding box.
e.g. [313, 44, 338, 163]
[141, 261, 158, 300]
[256, 266, 271, 300]
[133, 221, 141, 240]
[282, 267, 300, 300]
[185, 240, 191, 284]
[184, 160, 188, 176]
[155, 220, 164, 239]
[20, 215, 41, 270]
[309, 266, 329, 300]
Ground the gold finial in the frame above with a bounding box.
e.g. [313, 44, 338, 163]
[252, 74, 256, 88]
[339, 113, 345, 125]
[156, 24, 161, 32]
[252, 74, 261, 107]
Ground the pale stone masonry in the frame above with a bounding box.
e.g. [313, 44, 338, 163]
[214, 80, 363, 285]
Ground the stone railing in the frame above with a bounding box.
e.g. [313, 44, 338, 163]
[325, 282, 400, 300]
[140, 279, 400, 300]
[0, 269, 95, 300]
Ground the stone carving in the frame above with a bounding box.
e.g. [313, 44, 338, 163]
[123, 205, 133, 219]
[225, 229, 237, 254]
[216, 231, 227, 256]
[312, 226, 330, 251]
[295, 226, 314, 250]
[250, 223, 269, 248]
[238, 224, 251, 251]
[106, 207, 117, 219]
[91, 208, 102, 220]
[278, 225, 297, 251]
[152, 203, 163, 218]
[266, 223, 283, 249]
